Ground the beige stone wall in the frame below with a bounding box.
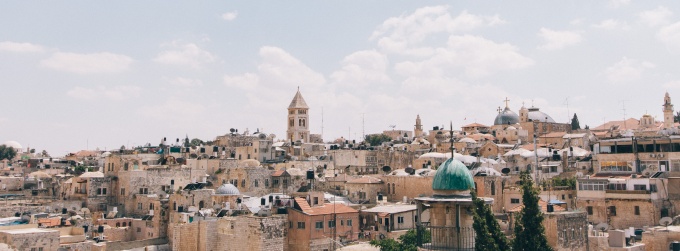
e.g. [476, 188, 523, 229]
[345, 183, 384, 204]
[171, 215, 287, 251]
[213, 166, 272, 197]
[0, 229, 60, 251]
[577, 197, 659, 229]
[0, 176, 23, 191]
[543, 212, 588, 251]
[641, 228, 680, 251]
[381, 175, 434, 202]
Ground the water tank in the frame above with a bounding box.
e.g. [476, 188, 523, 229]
[306, 170, 314, 180]
[672, 241, 680, 251]
[547, 204, 554, 213]
[62, 208, 67, 214]
[377, 194, 383, 201]
[98, 225, 104, 233]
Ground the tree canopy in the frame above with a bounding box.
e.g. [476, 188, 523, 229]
[0, 145, 17, 161]
[571, 113, 580, 130]
[369, 229, 428, 251]
[512, 171, 553, 251]
[471, 191, 509, 251]
[365, 134, 392, 146]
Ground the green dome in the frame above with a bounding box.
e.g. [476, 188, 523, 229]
[432, 158, 474, 191]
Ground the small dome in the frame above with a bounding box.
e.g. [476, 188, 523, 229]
[215, 184, 240, 195]
[2, 141, 22, 150]
[494, 107, 520, 125]
[506, 126, 517, 131]
[459, 138, 476, 143]
[432, 158, 474, 191]
[102, 151, 112, 157]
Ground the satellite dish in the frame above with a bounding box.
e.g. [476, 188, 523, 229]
[595, 223, 609, 232]
[259, 133, 267, 139]
[382, 166, 392, 173]
[230, 128, 235, 133]
[660, 217, 673, 227]
[501, 168, 510, 174]
[269, 134, 276, 139]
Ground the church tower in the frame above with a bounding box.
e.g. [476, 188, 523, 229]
[663, 92, 674, 129]
[287, 88, 310, 143]
[414, 114, 423, 138]
[519, 104, 529, 123]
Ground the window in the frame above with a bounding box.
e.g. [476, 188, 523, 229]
[328, 220, 336, 228]
[561, 194, 565, 200]
[137, 227, 141, 233]
[398, 216, 404, 224]
[124, 163, 129, 171]
[634, 206, 640, 215]
[297, 222, 305, 229]
[139, 188, 148, 194]
[608, 206, 617, 216]
[315, 221, 323, 229]
[289, 221, 292, 229]
[254, 180, 259, 187]
[313, 197, 319, 205]
[579, 181, 606, 191]
[273, 179, 279, 186]
[138, 203, 142, 210]
[634, 185, 647, 191]
[102, 188, 107, 195]
[242, 179, 246, 187]
[265, 179, 269, 187]
[650, 184, 658, 192]
[600, 161, 633, 172]
[490, 181, 495, 196]
[347, 219, 352, 226]
[150, 203, 154, 210]
[608, 183, 626, 190]
[121, 188, 125, 196]
[586, 206, 593, 215]
[511, 198, 520, 204]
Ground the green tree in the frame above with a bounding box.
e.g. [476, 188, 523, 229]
[369, 229, 427, 251]
[512, 171, 553, 251]
[0, 145, 17, 160]
[471, 191, 509, 251]
[190, 138, 204, 147]
[364, 134, 392, 146]
[571, 113, 581, 130]
[675, 111, 680, 123]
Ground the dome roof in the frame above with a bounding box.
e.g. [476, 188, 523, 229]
[526, 107, 555, 123]
[216, 183, 240, 195]
[2, 141, 22, 150]
[494, 107, 519, 125]
[432, 158, 475, 191]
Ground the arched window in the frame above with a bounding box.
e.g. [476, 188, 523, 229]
[387, 183, 391, 194]
[392, 184, 396, 194]
[490, 181, 496, 196]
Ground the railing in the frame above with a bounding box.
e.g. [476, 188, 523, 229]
[417, 223, 475, 250]
[606, 190, 651, 194]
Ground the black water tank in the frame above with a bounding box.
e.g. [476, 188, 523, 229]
[269, 195, 273, 202]
[672, 241, 680, 251]
[62, 208, 67, 214]
[261, 198, 266, 205]
[83, 225, 88, 233]
[277, 207, 288, 214]
[98, 225, 104, 233]
[236, 198, 242, 204]
[547, 204, 554, 213]
[377, 194, 383, 201]
[177, 206, 184, 212]
[306, 170, 314, 180]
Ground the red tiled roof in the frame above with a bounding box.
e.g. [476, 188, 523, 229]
[272, 170, 286, 177]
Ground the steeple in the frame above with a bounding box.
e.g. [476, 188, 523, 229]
[663, 92, 674, 129]
[287, 88, 310, 142]
[414, 114, 423, 138]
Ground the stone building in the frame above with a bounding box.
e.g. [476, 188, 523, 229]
[542, 211, 589, 251]
[360, 204, 430, 240]
[171, 214, 287, 251]
[345, 176, 383, 205]
[287, 195, 360, 251]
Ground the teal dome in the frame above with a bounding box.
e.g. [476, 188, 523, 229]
[432, 158, 474, 191]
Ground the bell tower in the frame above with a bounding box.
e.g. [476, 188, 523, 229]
[664, 92, 674, 129]
[287, 88, 310, 142]
[414, 114, 423, 138]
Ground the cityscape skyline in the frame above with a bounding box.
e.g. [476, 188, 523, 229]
[3, 1, 680, 155]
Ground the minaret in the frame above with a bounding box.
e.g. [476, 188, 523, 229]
[287, 88, 310, 143]
[663, 92, 674, 129]
[414, 114, 423, 138]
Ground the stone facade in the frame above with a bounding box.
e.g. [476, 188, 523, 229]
[0, 227, 60, 251]
[543, 211, 589, 251]
[171, 215, 287, 251]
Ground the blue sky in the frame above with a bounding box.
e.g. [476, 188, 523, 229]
[2, 1, 680, 155]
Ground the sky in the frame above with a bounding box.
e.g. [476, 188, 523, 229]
[2, 1, 680, 156]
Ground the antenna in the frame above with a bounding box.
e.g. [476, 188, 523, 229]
[620, 100, 629, 129]
[595, 223, 609, 232]
[321, 107, 324, 141]
[362, 113, 365, 141]
[564, 97, 570, 123]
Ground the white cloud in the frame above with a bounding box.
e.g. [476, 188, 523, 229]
[221, 11, 238, 21]
[67, 85, 141, 100]
[166, 77, 203, 87]
[395, 35, 533, 78]
[257, 46, 326, 87]
[153, 42, 216, 69]
[40, 52, 133, 74]
[591, 19, 630, 30]
[570, 18, 585, 26]
[607, 0, 630, 8]
[370, 6, 505, 55]
[330, 50, 391, 88]
[0, 41, 45, 53]
[638, 6, 672, 27]
[657, 21, 680, 52]
[604, 57, 655, 83]
[537, 28, 583, 50]
[224, 73, 259, 90]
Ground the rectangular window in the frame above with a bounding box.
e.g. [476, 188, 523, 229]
[297, 222, 305, 229]
[347, 219, 352, 226]
[315, 221, 323, 229]
[121, 188, 125, 196]
[511, 198, 520, 204]
[609, 206, 617, 216]
[650, 184, 658, 192]
[138, 203, 142, 210]
[634, 185, 647, 191]
[102, 188, 107, 195]
[634, 206, 640, 215]
[289, 221, 292, 229]
[139, 188, 148, 194]
[265, 179, 269, 187]
[328, 220, 336, 228]
[587, 206, 593, 215]
[137, 227, 141, 233]
[398, 216, 404, 224]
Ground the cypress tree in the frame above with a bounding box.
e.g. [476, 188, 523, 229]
[571, 113, 581, 130]
[512, 171, 553, 251]
[472, 191, 509, 251]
